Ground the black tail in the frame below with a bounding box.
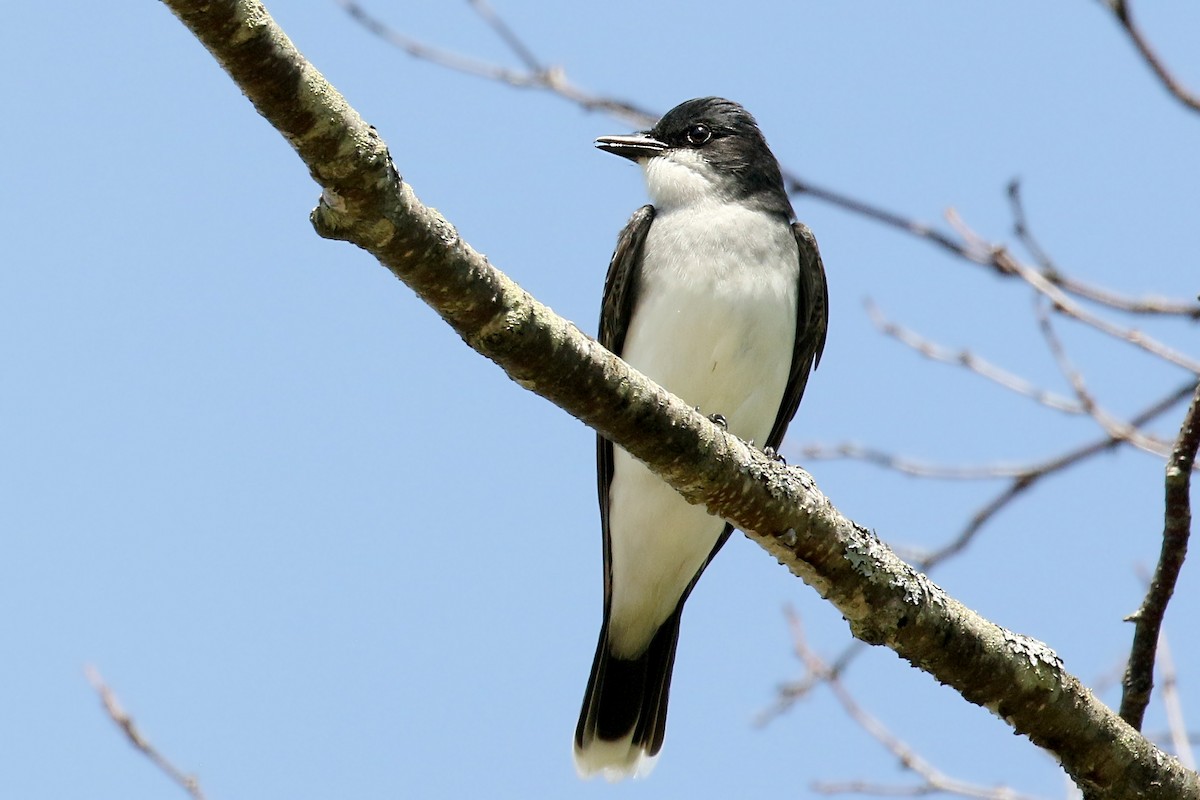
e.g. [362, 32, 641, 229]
[573, 607, 683, 779]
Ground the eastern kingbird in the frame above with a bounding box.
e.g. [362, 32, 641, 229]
[574, 97, 829, 780]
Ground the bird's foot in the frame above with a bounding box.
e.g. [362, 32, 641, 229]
[706, 412, 728, 429]
[763, 446, 788, 465]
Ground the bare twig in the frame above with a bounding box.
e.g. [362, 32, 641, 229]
[757, 631, 866, 726]
[1120, 380, 1200, 728]
[85, 666, 206, 800]
[1105, 0, 1200, 114]
[334, 0, 657, 126]
[914, 380, 1200, 570]
[1007, 180, 1200, 317]
[1034, 299, 1172, 457]
[1157, 633, 1197, 770]
[800, 377, 1197, 491]
[339, 2, 534, 86]
[948, 210, 1200, 376]
[916, 476, 1037, 570]
[783, 173, 973, 258]
[1007, 179, 1058, 276]
[783, 610, 1042, 800]
[797, 442, 1040, 481]
[796, 381, 1196, 576]
[466, 0, 543, 71]
[866, 299, 1084, 414]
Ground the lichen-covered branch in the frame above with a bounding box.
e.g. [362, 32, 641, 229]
[157, 2, 1198, 796]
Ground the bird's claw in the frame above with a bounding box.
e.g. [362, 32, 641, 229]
[707, 413, 728, 429]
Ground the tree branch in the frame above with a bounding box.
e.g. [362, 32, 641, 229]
[866, 298, 1085, 415]
[1158, 633, 1198, 770]
[1121, 381, 1200, 728]
[86, 666, 206, 800]
[786, 610, 1042, 800]
[1007, 179, 1198, 318]
[916, 381, 1199, 571]
[1105, 0, 1200, 115]
[947, 210, 1200, 376]
[157, 2, 1198, 796]
[333, 0, 659, 127]
[1035, 299, 1173, 457]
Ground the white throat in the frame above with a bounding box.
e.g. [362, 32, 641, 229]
[639, 150, 724, 211]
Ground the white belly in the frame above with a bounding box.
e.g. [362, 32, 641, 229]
[606, 203, 799, 657]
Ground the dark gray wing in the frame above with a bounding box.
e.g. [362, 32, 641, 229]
[599, 205, 655, 355]
[596, 205, 655, 602]
[764, 222, 829, 452]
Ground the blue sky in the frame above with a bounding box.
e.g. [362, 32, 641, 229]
[4, 3, 1198, 798]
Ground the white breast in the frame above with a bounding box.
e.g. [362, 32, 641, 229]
[606, 201, 799, 657]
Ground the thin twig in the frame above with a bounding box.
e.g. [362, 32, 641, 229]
[866, 299, 1084, 414]
[914, 380, 1200, 570]
[757, 632, 866, 726]
[466, 0, 543, 71]
[335, 0, 657, 126]
[1157, 633, 1197, 770]
[1007, 180, 1200, 318]
[1007, 179, 1058, 276]
[339, 1, 534, 85]
[1120, 380, 1200, 728]
[799, 383, 1196, 572]
[948, 210, 1200, 375]
[1033, 298, 1172, 457]
[85, 666, 206, 800]
[916, 477, 1037, 570]
[784, 610, 1042, 800]
[799, 374, 1198, 491]
[798, 443, 1042, 480]
[1106, 0, 1200, 114]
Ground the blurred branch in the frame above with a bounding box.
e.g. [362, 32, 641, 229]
[1007, 180, 1199, 317]
[866, 299, 1084, 414]
[1120, 381, 1200, 728]
[797, 442, 1034, 480]
[466, 0, 542, 72]
[334, 0, 657, 127]
[917, 380, 1199, 571]
[1034, 299, 1172, 457]
[1104, 0, 1200, 114]
[758, 632, 867, 726]
[1158, 633, 1197, 770]
[785, 610, 1043, 800]
[798, 381, 1196, 573]
[86, 666, 206, 800]
[799, 381, 1197, 497]
[947, 211, 1200, 375]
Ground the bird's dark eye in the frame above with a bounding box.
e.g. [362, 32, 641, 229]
[684, 124, 712, 146]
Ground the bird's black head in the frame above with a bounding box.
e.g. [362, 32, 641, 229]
[596, 97, 792, 217]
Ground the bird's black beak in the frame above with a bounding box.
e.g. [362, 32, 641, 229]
[595, 133, 667, 162]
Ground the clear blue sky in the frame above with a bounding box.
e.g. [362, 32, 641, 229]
[4, 3, 1198, 798]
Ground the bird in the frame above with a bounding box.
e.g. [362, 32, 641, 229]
[574, 97, 829, 780]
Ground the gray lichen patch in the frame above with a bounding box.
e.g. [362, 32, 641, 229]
[1001, 629, 1063, 671]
